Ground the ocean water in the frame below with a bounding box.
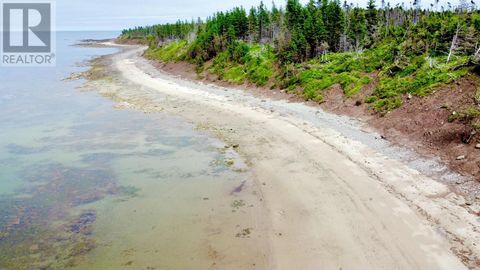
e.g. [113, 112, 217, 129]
[0, 32, 266, 269]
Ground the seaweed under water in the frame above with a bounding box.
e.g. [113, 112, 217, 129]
[0, 163, 133, 270]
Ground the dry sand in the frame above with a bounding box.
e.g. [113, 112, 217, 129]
[79, 44, 480, 270]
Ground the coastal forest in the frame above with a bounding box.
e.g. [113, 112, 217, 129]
[120, 0, 480, 123]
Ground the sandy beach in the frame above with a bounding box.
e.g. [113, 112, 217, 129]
[78, 43, 480, 269]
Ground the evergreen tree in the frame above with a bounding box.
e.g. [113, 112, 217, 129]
[230, 7, 248, 40]
[248, 7, 258, 42]
[258, 1, 270, 42]
[324, 0, 345, 51]
[304, 0, 326, 57]
[122, 0, 480, 66]
[286, 0, 304, 30]
[271, 1, 282, 39]
[366, 0, 378, 45]
[348, 7, 368, 50]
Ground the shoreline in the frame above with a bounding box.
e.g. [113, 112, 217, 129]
[78, 42, 480, 269]
[141, 45, 480, 190]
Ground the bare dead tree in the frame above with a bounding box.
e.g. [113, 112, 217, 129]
[413, 0, 421, 24]
[447, 22, 460, 63]
[473, 46, 480, 63]
[458, 0, 469, 12]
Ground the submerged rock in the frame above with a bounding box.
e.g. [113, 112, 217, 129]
[230, 181, 246, 195]
[69, 210, 97, 235]
[225, 159, 235, 166]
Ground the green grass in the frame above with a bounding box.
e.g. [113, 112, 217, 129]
[366, 55, 471, 111]
[289, 47, 471, 109]
[223, 65, 246, 84]
[282, 51, 377, 102]
[144, 40, 189, 62]
[449, 106, 480, 130]
[209, 43, 276, 87]
[244, 45, 276, 86]
[144, 39, 474, 112]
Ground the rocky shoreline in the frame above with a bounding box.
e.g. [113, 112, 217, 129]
[76, 42, 480, 269]
[135, 41, 480, 201]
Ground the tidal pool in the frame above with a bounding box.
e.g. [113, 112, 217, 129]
[0, 32, 267, 269]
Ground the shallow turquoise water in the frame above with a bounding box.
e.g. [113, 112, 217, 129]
[0, 32, 119, 195]
[0, 32, 265, 269]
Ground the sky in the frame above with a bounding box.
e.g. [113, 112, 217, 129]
[57, 0, 458, 31]
[57, 0, 287, 31]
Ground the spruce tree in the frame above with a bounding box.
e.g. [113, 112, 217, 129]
[286, 0, 304, 30]
[325, 0, 345, 51]
[248, 7, 258, 42]
[258, 1, 270, 42]
[348, 7, 368, 51]
[366, 0, 378, 45]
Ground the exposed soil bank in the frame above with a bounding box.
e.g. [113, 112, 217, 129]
[79, 43, 480, 269]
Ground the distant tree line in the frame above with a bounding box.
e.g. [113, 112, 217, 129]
[121, 20, 196, 42]
[121, 0, 480, 64]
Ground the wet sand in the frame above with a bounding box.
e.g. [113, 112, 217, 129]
[78, 43, 480, 269]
